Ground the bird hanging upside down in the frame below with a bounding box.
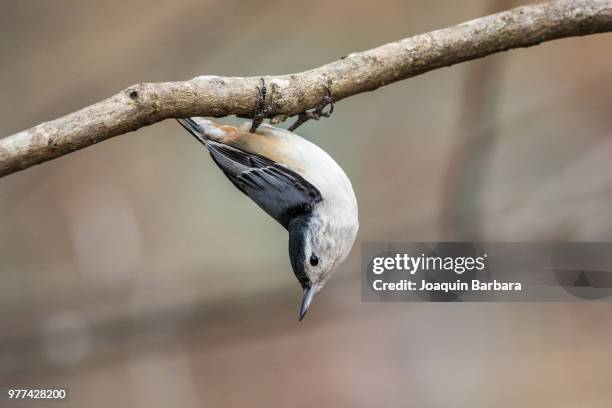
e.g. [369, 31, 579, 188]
[177, 81, 358, 320]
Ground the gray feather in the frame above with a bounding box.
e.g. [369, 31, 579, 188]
[206, 140, 322, 229]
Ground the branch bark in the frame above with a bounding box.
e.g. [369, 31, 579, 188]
[1, 0, 611, 178]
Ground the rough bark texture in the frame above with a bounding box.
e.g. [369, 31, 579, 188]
[1, 0, 611, 178]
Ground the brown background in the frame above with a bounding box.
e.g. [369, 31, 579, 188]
[1, 0, 612, 406]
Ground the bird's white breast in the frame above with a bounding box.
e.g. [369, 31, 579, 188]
[254, 124, 359, 263]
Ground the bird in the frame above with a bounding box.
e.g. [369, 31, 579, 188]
[177, 104, 358, 320]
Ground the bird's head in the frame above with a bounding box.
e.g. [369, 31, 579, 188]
[288, 214, 357, 320]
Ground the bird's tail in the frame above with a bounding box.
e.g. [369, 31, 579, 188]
[176, 117, 209, 146]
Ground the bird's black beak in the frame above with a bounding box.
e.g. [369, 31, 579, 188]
[299, 286, 317, 321]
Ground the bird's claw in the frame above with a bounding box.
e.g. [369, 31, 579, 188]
[250, 78, 268, 133]
[288, 84, 334, 132]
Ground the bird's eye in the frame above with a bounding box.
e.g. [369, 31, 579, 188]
[310, 254, 319, 266]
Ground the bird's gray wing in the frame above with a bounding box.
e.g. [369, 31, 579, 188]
[205, 140, 322, 229]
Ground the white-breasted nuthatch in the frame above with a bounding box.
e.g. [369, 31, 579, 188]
[177, 84, 358, 320]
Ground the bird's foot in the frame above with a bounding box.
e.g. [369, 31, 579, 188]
[250, 78, 269, 133]
[288, 84, 334, 132]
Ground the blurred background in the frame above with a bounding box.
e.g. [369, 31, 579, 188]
[1, 0, 612, 406]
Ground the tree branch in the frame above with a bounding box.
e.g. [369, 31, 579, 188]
[1, 0, 611, 178]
